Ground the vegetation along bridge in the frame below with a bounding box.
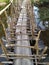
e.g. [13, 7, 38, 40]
[0, 0, 49, 65]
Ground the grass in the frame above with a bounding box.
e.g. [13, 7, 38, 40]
[39, 7, 49, 21]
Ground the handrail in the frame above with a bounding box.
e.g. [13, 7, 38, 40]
[0, 0, 13, 15]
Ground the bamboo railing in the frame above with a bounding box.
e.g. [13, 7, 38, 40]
[0, 0, 49, 65]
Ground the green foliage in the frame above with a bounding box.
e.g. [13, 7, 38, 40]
[31, 0, 34, 4]
[39, 7, 49, 21]
[0, 0, 10, 38]
[0, 0, 9, 10]
[39, 0, 49, 3]
[0, 0, 9, 3]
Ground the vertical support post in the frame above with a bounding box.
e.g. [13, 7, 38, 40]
[35, 30, 41, 55]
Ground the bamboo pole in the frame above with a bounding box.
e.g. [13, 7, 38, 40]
[0, 54, 47, 60]
[0, 0, 13, 15]
[0, 39, 8, 60]
[35, 30, 41, 55]
[1, 61, 13, 64]
[0, 54, 47, 57]
[0, 3, 11, 15]
[0, 61, 49, 65]
[5, 44, 35, 49]
[4, 11, 8, 19]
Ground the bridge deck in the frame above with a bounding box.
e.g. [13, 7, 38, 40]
[14, 0, 33, 65]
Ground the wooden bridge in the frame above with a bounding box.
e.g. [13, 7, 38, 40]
[0, 0, 49, 65]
